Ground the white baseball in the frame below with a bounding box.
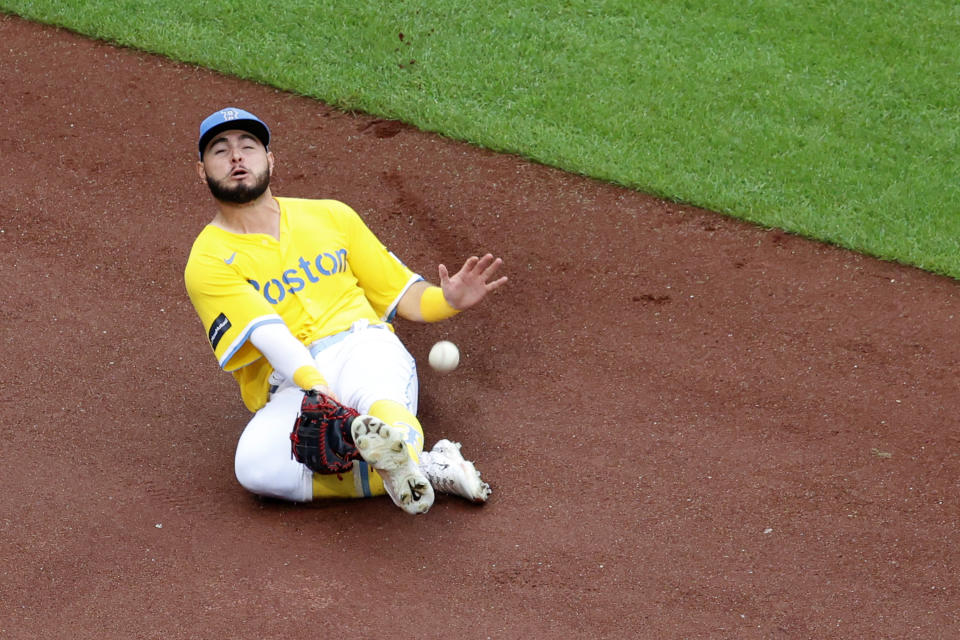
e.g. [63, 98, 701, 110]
[428, 340, 460, 373]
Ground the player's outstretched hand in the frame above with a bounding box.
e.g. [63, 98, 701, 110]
[439, 253, 508, 310]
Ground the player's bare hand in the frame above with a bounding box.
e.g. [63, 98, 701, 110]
[439, 253, 508, 310]
[310, 384, 338, 401]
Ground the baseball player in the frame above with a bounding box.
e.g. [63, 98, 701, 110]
[184, 107, 507, 515]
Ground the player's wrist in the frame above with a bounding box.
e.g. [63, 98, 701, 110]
[419, 286, 461, 322]
[293, 365, 328, 391]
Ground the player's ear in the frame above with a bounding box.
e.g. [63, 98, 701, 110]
[267, 150, 275, 175]
[196, 160, 207, 183]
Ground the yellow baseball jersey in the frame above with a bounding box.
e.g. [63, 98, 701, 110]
[184, 197, 421, 411]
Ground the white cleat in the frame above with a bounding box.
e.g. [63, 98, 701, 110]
[420, 439, 491, 503]
[351, 415, 434, 515]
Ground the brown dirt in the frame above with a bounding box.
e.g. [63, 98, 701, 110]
[2, 14, 959, 640]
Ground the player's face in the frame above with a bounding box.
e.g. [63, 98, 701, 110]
[198, 130, 274, 204]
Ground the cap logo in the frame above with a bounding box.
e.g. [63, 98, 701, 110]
[199, 107, 270, 158]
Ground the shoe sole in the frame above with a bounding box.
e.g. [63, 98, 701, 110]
[352, 416, 434, 515]
[433, 439, 492, 503]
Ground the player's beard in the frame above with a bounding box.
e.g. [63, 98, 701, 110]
[206, 167, 270, 204]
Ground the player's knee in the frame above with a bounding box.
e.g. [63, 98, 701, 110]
[234, 448, 268, 495]
[234, 443, 310, 502]
[234, 455, 270, 495]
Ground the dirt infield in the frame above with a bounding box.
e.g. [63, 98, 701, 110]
[2, 14, 959, 639]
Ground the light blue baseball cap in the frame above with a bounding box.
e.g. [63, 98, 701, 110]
[198, 107, 270, 158]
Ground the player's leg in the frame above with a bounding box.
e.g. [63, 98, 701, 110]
[318, 325, 433, 513]
[310, 460, 386, 499]
[324, 324, 490, 506]
[233, 386, 315, 501]
[234, 384, 391, 501]
[366, 399, 424, 460]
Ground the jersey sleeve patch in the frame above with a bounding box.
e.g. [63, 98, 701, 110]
[208, 312, 232, 350]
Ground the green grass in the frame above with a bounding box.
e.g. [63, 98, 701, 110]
[4, 1, 960, 276]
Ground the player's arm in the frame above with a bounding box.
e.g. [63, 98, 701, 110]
[397, 254, 508, 322]
[186, 240, 333, 398]
[248, 323, 335, 397]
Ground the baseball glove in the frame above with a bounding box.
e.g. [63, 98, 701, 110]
[290, 390, 362, 474]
